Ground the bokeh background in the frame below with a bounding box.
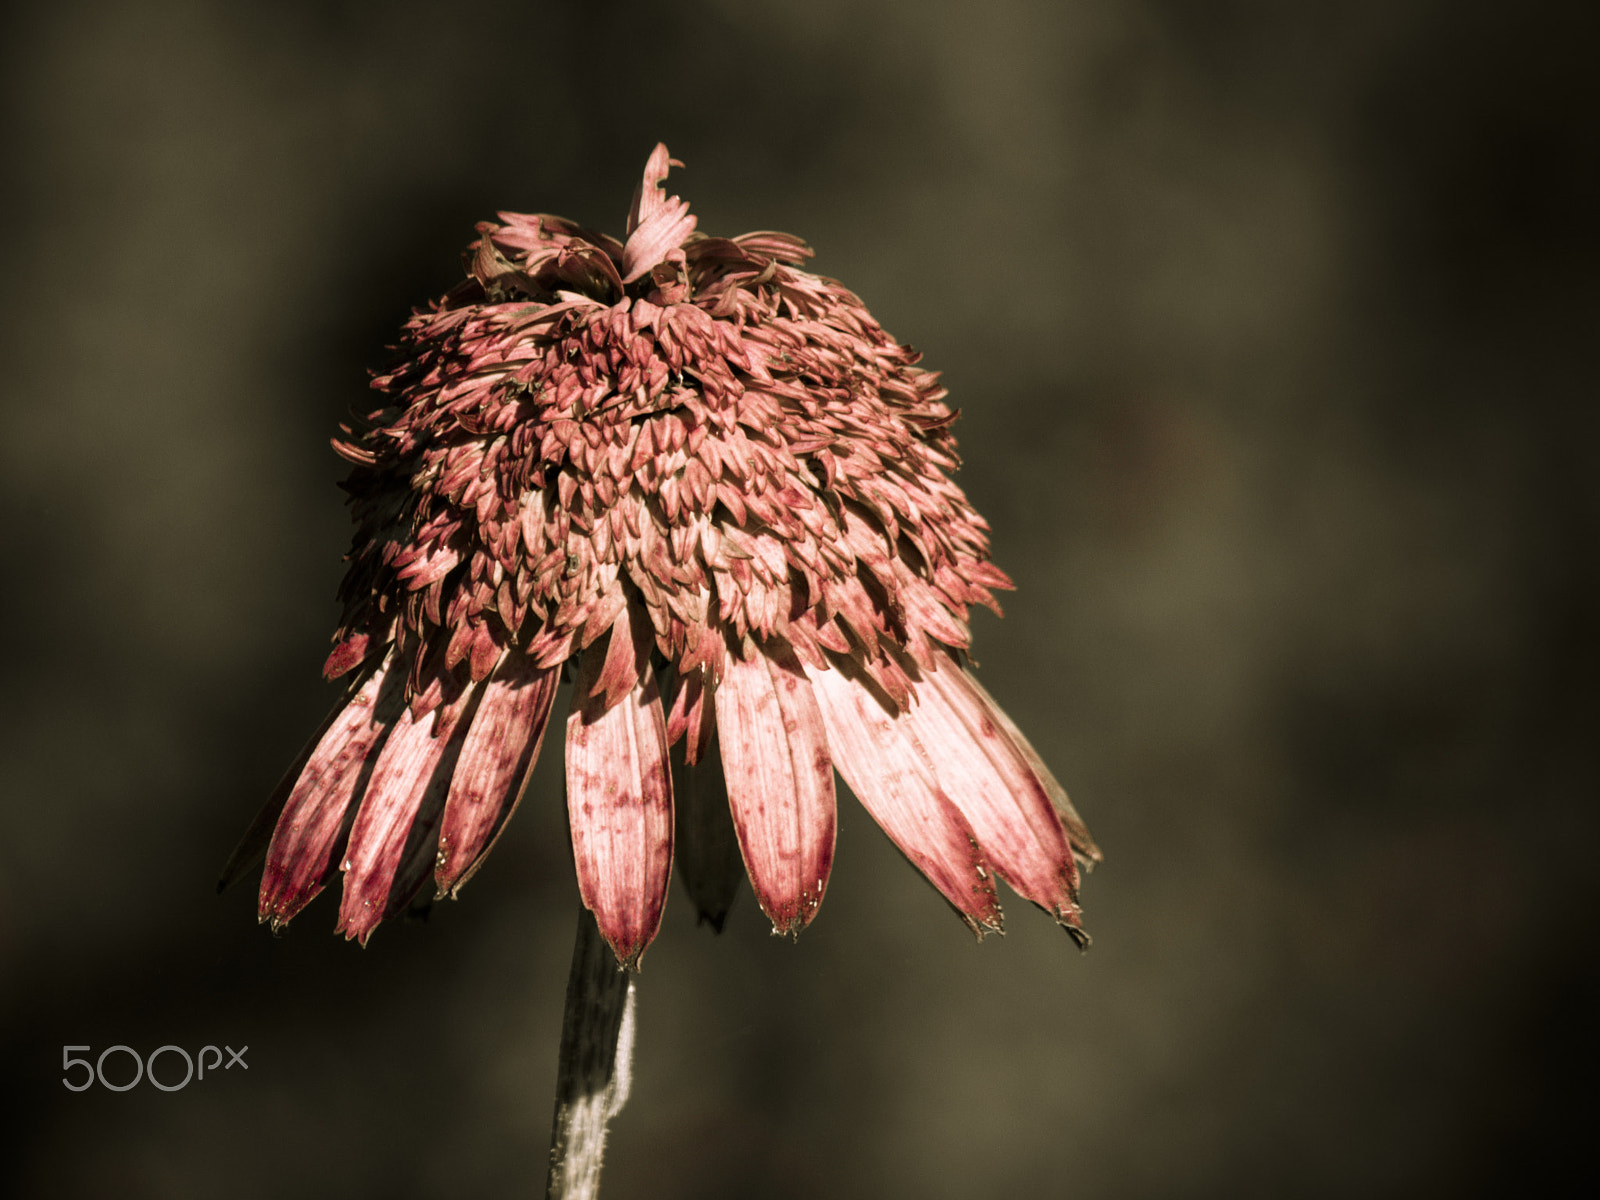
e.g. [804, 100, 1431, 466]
[3, 1, 1595, 1196]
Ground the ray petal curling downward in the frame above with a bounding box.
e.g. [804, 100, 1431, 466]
[807, 663, 1001, 934]
[902, 658, 1087, 943]
[565, 614, 675, 969]
[714, 645, 836, 935]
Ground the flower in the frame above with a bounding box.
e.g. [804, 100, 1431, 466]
[225, 144, 1101, 966]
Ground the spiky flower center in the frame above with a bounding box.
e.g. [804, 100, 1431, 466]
[326, 161, 1009, 737]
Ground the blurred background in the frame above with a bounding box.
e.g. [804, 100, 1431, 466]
[2, 1, 1595, 1196]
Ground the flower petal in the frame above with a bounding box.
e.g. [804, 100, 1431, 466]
[219, 696, 344, 894]
[586, 596, 652, 715]
[259, 665, 403, 929]
[621, 143, 697, 283]
[958, 670, 1103, 868]
[670, 721, 744, 932]
[566, 646, 674, 969]
[729, 231, 815, 264]
[807, 663, 1001, 934]
[336, 688, 475, 945]
[715, 648, 836, 935]
[664, 665, 715, 764]
[323, 631, 375, 680]
[904, 659, 1087, 942]
[435, 654, 560, 898]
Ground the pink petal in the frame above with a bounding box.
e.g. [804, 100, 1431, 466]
[807, 664, 1001, 934]
[322, 632, 374, 680]
[335, 691, 474, 945]
[259, 665, 403, 929]
[959, 670, 1103, 867]
[587, 597, 651, 715]
[435, 655, 560, 898]
[625, 143, 681, 235]
[554, 244, 625, 299]
[729, 231, 814, 264]
[715, 648, 836, 935]
[621, 144, 697, 283]
[670, 723, 745, 932]
[665, 664, 715, 763]
[219, 696, 343, 893]
[566, 648, 674, 969]
[395, 545, 459, 590]
[904, 659, 1086, 940]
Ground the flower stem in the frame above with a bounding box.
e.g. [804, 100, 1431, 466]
[546, 905, 637, 1200]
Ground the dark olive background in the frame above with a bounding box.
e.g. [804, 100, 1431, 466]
[3, 2, 1595, 1197]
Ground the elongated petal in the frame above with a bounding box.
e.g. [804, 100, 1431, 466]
[906, 660, 1086, 941]
[665, 666, 715, 764]
[588, 597, 652, 714]
[566, 650, 674, 969]
[219, 695, 344, 894]
[807, 664, 1001, 934]
[622, 144, 696, 282]
[323, 631, 375, 680]
[436, 654, 560, 897]
[715, 649, 836, 934]
[670, 723, 744, 932]
[337, 689, 475, 945]
[958, 670, 1103, 867]
[260, 665, 402, 928]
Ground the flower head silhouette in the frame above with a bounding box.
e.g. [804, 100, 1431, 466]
[229, 145, 1100, 966]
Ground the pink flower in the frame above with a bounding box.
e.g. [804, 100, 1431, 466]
[228, 144, 1100, 966]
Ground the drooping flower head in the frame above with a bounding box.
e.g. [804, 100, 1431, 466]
[226, 145, 1100, 966]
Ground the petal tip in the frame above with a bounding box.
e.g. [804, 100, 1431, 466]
[1055, 904, 1091, 950]
[765, 905, 816, 940]
[962, 918, 1002, 942]
[609, 939, 646, 973]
